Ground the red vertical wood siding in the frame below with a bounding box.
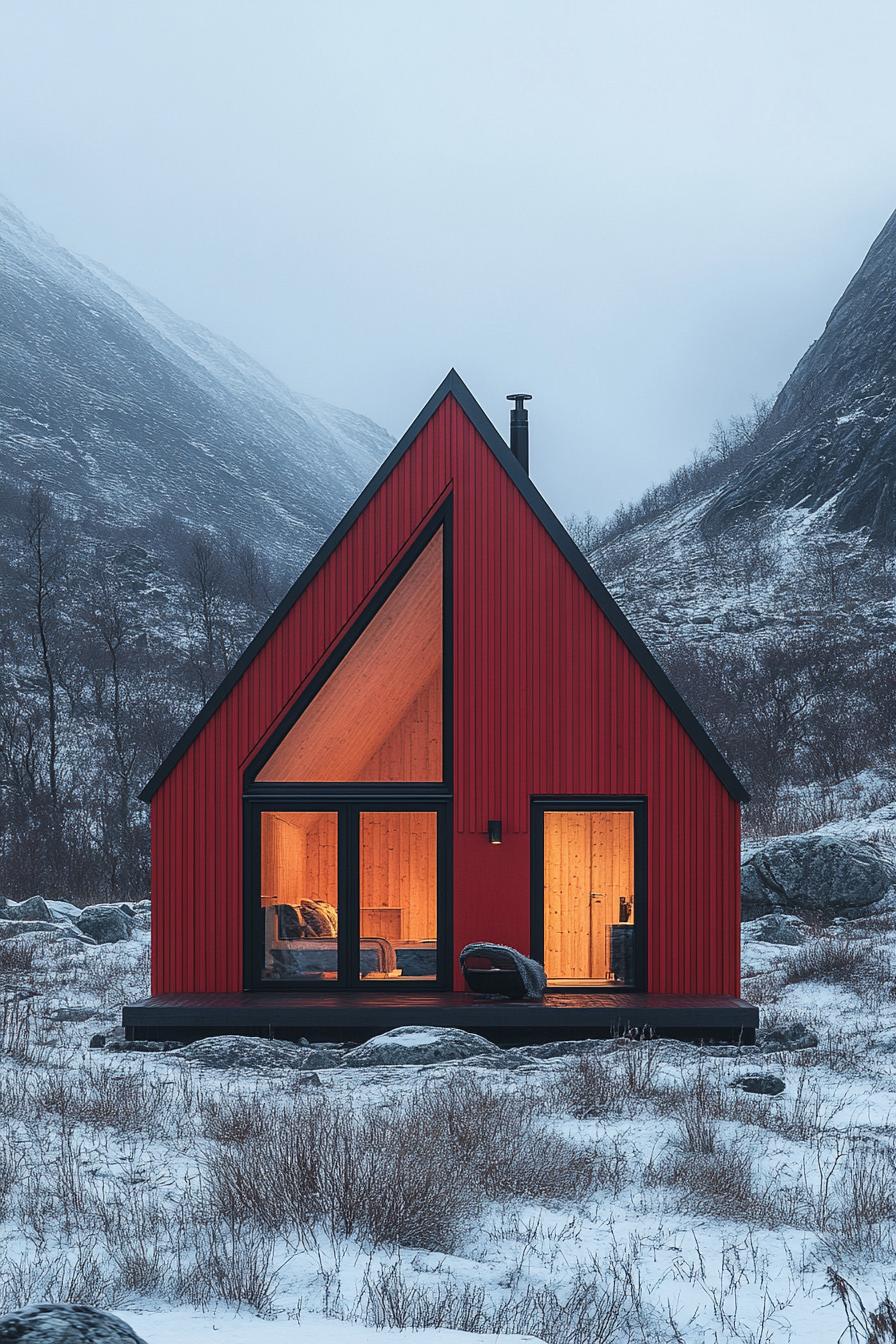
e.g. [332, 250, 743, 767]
[151, 396, 740, 996]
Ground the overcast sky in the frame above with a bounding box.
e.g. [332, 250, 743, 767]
[2, 1, 895, 519]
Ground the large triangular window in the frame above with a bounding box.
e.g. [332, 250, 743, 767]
[255, 529, 443, 783]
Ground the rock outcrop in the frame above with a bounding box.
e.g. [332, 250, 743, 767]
[0, 1303, 147, 1342]
[343, 1025, 500, 1067]
[741, 834, 896, 920]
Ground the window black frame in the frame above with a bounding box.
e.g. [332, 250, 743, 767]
[530, 796, 647, 993]
[244, 797, 452, 992]
[244, 505, 452, 795]
[243, 503, 453, 993]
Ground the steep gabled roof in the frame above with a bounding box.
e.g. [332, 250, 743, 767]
[141, 370, 750, 803]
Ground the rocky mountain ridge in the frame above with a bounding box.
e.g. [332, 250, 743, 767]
[0, 193, 391, 570]
[585, 208, 896, 833]
[706, 208, 896, 544]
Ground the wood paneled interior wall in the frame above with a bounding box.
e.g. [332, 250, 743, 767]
[256, 531, 442, 783]
[364, 673, 441, 782]
[260, 811, 338, 911]
[543, 811, 634, 981]
[360, 811, 437, 943]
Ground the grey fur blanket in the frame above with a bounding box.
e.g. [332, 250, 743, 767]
[459, 942, 547, 1000]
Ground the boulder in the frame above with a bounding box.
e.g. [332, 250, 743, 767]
[107, 1037, 186, 1054]
[516, 1038, 616, 1060]
[0, 917, 59, 937]
[0, 918, 94, 944]
[700, 1042, 761, 1058]
[170, 1034, 341, 1070]
[343, 1025, 500, 1067]
[0, 1303, 147, 1341]
[757, 1022, 819, 1053]
[44, 1005, 99, 1022]
[5, 896, 53, 923]
[742, 913, 807, 946]
[77, 905, 134, 944]
[46, 899, 84, 923]
[741, 834, 896, 920]
[729, 1073, 786, 1096]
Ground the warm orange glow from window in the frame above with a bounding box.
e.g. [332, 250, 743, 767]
[260, 810, 339, 981]
[543, 810, 635, 986]
[256, 530, 443, 783]
[359, 811, 437, 981]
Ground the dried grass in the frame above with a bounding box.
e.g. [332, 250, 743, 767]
[349, 1251, 643, 1344]
[782, 937, 880, 989]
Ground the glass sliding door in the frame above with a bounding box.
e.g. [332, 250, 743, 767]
[359, 811, 438, 981]
[252, 801, 446, 988]
[260, 810, 340, 982]
[538, 805, 641, 988]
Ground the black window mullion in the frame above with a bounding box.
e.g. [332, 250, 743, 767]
[339, 806, 360, 986]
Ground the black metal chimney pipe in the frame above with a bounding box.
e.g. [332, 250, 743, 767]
[507, 393, 532, 472]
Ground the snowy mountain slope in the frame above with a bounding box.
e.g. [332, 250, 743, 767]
[0, 194, 391, 568]
[706, 208, 896, 544]
[586, 208, 896, 830]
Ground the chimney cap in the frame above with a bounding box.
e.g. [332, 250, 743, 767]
[506, 393, 532, 404]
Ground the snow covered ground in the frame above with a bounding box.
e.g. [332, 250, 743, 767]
[1, 895, 895, 1343]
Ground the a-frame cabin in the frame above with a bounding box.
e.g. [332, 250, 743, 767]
[127, 372, 756, 1044]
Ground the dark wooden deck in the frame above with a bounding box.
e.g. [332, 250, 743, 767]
[124, 991, 757, 1045]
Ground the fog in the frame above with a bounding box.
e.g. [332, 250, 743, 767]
[2, 0, 895, 516]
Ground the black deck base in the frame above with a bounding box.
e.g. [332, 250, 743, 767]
[123, 991, 757, 1046]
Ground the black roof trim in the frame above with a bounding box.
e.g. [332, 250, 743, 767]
[141, 369, 749, 803]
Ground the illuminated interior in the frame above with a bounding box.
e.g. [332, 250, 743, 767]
[542, 810, 635, 986]
[256, 530, 443, 783]
[260, 808, 439, 982]
[359, 811, 437, 980]
[261, 810, 339, 981]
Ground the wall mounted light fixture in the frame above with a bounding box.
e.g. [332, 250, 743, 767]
[487, 819, 502, 845]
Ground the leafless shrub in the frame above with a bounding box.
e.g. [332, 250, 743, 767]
[414, 1075, 600, 1202]
[555, 1051, 625, 1118]
[33, 1061, 168, 1133]
[204, 1092, 475, 1253]
[0, 1138, 26, 1217]
[205, 1078, 601, 1254]
[175, 1217, 279, 1313]
[352, 1251, 642, 1344]
[785, 1027, 864, 1074]
[782, 937, 874, 989]
[646, 1141, 774, 1223]
[0, 994, 45, 1064]
[829, 1268, 896, 1343]
[0, 937, 37, 977]
[0, 1246, 123, 1313]
[92, 1182, 172, 1295]
[676, 1095, 719, 1155]
[820, 1145, 896, 1256]
[757, 1075, 843, 1143]
[617, 1038, 660, 1097]
[198, 1090, 270, 1143]
[740, 970, 786, 1007]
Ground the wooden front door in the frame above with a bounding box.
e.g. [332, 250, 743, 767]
[533, 801, 645, 988]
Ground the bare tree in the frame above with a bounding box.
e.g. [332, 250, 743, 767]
[20, 485, 67, 812]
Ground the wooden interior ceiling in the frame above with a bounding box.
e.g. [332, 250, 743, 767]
[257, 531, 443, 782]
[359, 811, 437, 944]
[543, 811, 634, 983]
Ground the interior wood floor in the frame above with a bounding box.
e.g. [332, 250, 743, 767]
[124, 991, 758, 1045]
